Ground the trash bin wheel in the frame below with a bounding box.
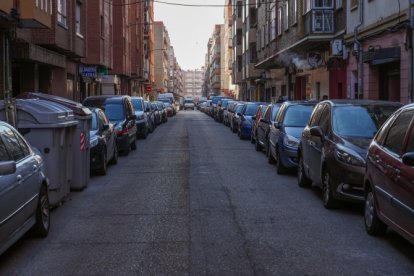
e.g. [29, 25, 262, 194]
[30, 184, 50, 238]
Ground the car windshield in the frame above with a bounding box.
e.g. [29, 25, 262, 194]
[283, 105, 314, 127]
[131, 99, 143, 111]
[235, 105, 244, 113]
[244, 104, 259, 116]
[90, 112, 98, 130]
[333, 105, 398, 138]
[185, 100, 193, 103]
[105, 103, 125, 121]
[271, 105, 280, 120]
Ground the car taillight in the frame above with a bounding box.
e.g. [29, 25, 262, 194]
[116, 128, 128, 136]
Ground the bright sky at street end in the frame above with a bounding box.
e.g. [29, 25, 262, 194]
[154, 0, 225, 70]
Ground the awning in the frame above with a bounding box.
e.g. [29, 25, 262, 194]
[362, 47, 400, 65]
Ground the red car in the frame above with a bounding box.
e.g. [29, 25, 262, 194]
[364, 103, 414, 244]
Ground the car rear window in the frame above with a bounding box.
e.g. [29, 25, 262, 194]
[131, 99, 144, 111]
[105, 103, 125, 121]
[244, 104, 259, 116]
[283, 105, 314, 127]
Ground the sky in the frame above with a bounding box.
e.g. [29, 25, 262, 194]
[154, 0, 225, 70]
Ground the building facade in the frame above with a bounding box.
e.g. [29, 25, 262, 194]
[183, 69, 204, 100]
[153, 21, 170, 94]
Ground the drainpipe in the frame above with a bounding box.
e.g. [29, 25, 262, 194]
[354, 0, 364, 99]
[409, 0, 414, 103]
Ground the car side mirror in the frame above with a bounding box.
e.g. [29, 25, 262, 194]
[402, 152, 414, 166]
[310, 126, 324, 141]
[0, 161, 17, 175]
[237, 112, 242, 116]
[102, 124, 109, 131]
[260, 118, 267, 123]
[273, 122, 281, 129]
[129, 114, 137, 120]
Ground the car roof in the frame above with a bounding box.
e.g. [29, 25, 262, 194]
[322, 99, 403, 107]
[83, 95, 128, 106]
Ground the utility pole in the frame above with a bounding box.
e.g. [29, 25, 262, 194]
[409, 0, 414, 103]
[0, 30, 17, 127]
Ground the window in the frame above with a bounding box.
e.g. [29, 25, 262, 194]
[292, 0, 297, 24]
[237, 1, 242, 18]
[57, 0, 67, 26]
[76, 2, 82, 36]
[236, 29, 242, 45]
[309, 104, 324, 127]
[318, 105, 330, 133]
[285, 1, 289, 31]
[250, 43, 257, 63]
[0, 136, 10, 161]
[350, 0, 358, 10]
[270, 4, 276, 40]
[277, 8, 282, 36]
[336, 0, 343, 9]
[384, 111, 414, 155]
[237, 55, 243, 72]
[0, 126, 30, 161]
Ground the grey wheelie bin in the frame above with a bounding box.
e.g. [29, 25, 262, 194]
[19, 92, 92, 190]
[0, 99, 78, 206]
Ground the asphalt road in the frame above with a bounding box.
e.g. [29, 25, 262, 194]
[0, 110, 413, 275]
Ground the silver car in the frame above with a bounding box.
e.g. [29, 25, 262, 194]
[0, 121, 50, 255]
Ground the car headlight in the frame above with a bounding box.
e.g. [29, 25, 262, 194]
[283, 134, 299, 148]
[90, 137, 98, 148]
[335, 146, 365, 167]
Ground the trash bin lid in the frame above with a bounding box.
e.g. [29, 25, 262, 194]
[19, 92, 92, 118]
[0, 99, 78, 128]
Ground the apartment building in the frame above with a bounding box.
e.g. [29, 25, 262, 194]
[183, 69, 204, 99]
[203, 40, 213, 97]
[81, 0, 113, 100]
[345, 0, 410, 103]
[143, 0, 155, 99]
[223, 0, 238, 99]
[2, 0, 84, 100]
[154, 21, 170, 93]
[209, 24, 223, 96]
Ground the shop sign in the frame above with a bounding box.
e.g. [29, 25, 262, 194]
[80, 65, 97, 77]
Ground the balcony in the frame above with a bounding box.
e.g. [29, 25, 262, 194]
[19, 0, 51, 28]
[304, 9, 334, 35]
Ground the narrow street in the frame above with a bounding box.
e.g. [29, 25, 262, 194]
[0, 110, 413, 275]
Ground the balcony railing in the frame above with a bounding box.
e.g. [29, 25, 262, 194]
[304, 9, 334, 34]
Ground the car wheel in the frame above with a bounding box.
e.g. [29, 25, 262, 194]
[131, 136, 137, 151]
[99, 150, 107, 175]
[267, 141, 276, 164]
[297, 154, 311, 187]
[276, 149, 287, 174]
[255, 136, 262, 151]
[31, 184, 50, 237]
[322, 169, 339, 209]
[110, 145, 118, 165]
[364, 188, 387, 235]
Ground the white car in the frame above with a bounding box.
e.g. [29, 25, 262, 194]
[184, 99, 195, 110]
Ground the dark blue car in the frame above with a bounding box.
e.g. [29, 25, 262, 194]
[238, 102, 268, 140]
[268, 101, 316, 174]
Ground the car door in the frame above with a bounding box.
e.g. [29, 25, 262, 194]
[302, 104, 324, 180]
[309, 104, 330, 183]
[98, 110, 113, 159]
[379, 110, 414, 232]
[269, 104, 286, 157]
[258, 107, 271, 144]
[125, 99, 137, 142]
[0, 125, 36, 239]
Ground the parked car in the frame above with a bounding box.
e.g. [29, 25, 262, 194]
[83, 95, 137, 155]
[184, 99, 195, 110]
[231, 102, 245, 134]
[144, 101, 156, 132]
[151, 102, 162, 125]
[253, 103, 280, 152]
[217, 99, 233, 123]
[225, 101, 238, 127]
[131, 96, 149, 139]
[155, 101, 168, 123]
[363, 103, 414, 244]
[237, 102, 267, 139]
[164, 102, 174, 117]
[0, 121, 50, 255]
[89, 108, 118, 175]
[297, 99, 402, 209]
[268, 101, 316, 174]
[223, 100, 236, 126]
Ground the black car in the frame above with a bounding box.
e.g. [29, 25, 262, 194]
[144, 101, 156, 133]
[151, 102, 162, 125]
[297, 100, 402, 208]
[254, 103, 280, 152]
[89, 108, 118, 175]
[156, 101, 168, 123]
[83, 95, 137, 155]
